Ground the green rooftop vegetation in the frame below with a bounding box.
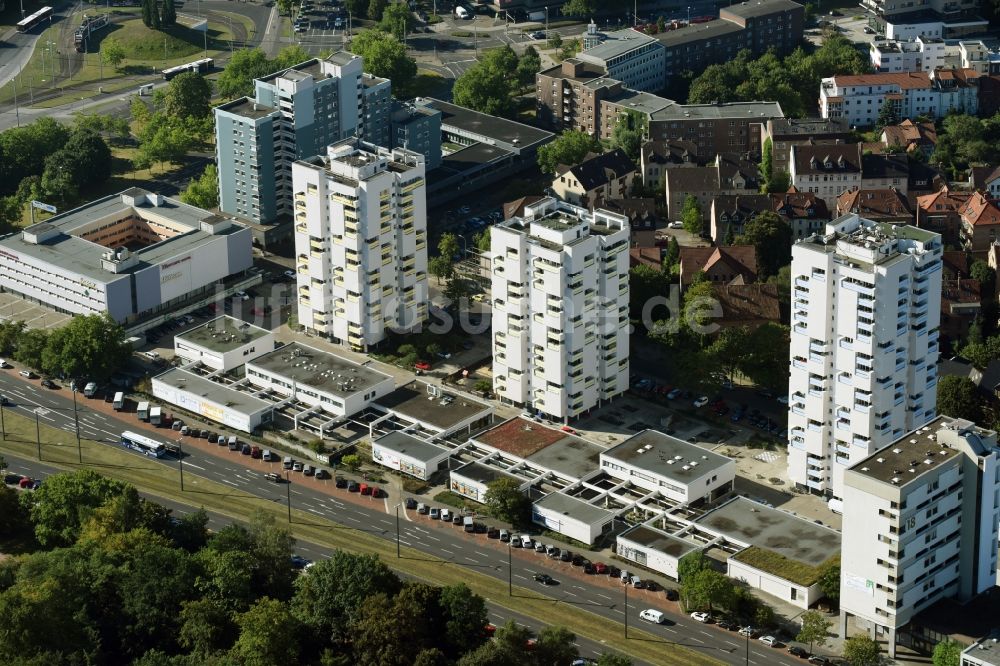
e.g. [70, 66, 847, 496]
[732, 547, 840, 587]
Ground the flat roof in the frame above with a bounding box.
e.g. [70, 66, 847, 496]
[247, 342, 391, 397]
[154, 367, 273, 415]
[603, 430, 732, 484]
[427, 98, 553, 150]
[373, 430, 449, 463]
[535, 491, 615, 525]
[526, 431, 604, 480]
[654, 19, 744, 47]
[453, 460, 520, 485]
[579, 28, 658, 61]
[651, 100, 783, 120]
[175, 315, 271, 354]
[0, 189, 245, 284]
[722, 0, 802, 19]
[440, 142, 512, 170]
[694, 496, 841, 568]
[964, 633, 1000, 665]
[476, 417, 569, 457]
[375, 381, 491, 432]
[619, 524, 699, 558]
[216, 96, 277, 119]
[607, 89, 675, 116]
[848, 416, 963, 485]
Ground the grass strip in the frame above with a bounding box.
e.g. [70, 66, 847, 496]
[0, 412, 720, 666]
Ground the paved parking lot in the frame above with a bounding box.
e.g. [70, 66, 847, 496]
[0, 293, 73, 330]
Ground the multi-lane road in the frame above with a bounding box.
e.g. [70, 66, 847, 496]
[0, 369, 827, 666]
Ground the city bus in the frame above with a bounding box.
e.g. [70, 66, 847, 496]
[16, 6, 53, 33]
[162, 57, 213, 81]
[120, 431, 166, 458]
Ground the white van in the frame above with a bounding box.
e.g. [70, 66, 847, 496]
[228, 435, 239, 448]
[440, 508, 451, 521]
[262, 449, 273, 462]
[113, 391, 124, 410]
[639, 609, 666, 625]
[519, 535, 533, 548]
[454, 5, 469, 18]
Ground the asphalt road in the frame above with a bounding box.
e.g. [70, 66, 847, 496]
[0, 369, 825, 666]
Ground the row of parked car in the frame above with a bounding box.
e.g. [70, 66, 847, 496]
[687, 612, 831, 663]
[3, 473, 41, 490]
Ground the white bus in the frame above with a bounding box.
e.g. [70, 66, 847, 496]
[162, 57, 213, 80]
[120, 431, 166, 458]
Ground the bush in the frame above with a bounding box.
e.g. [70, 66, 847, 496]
[307, 439, 326, 454]
[402, 478, 429, 494]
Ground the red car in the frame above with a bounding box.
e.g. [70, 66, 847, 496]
[359, 483, 371, 496]
[369, 486, 381, 498]
[414, 361, 431, 371]
[483, 623, 497, 637]
[18, 476, 33, 488]
[594, 562, 608, 574]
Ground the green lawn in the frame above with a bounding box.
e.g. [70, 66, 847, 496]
[0, 411, 722, 666]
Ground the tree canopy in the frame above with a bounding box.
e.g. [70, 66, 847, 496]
[734, 211, 792, 279]
[936, 375, 983, 423]
[537, 130, 601, 175]
[163, 72, 213, 120]
[453, 45, 532, 118]
[483, 477, 531, 527]
[350, 29, 417, 92]
[181, 163, 220, 210]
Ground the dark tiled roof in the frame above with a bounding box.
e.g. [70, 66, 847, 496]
[563, 149, 637, 192]
[712, 283, 782, 326]
[641, 140, 701, 166]
[861, 152, 909, 180]
[679, 245, 758, 287]
[792, 144, 861, 175]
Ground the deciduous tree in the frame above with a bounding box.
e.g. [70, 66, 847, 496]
[681, 195, 703, 235]
[796, 610, 832, 654]
[20, 469, 131, 547]
[181, 164, 220, 209]
[734, 210, 792, 279]
[231, 597, 302, 666]
[936, 375, 982, 422]
[483, 477, 530, 526]
[164, 72, 213, 120]
[379, 2, 414, 40]
[536, 130, 601, 175]
[350, 30, 417, 91]
[843, 634, 881, 666]
[933, 639, 962, 666]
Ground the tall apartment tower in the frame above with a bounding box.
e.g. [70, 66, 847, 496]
[291, 138, 428, 351]
[491, 198, 630, 422]
[787, 214, 942, 501]
[214, 53, 390, 232]
[840, 417, 1000, 658]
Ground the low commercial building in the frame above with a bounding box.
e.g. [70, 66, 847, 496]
[962, 633, 1000, 666]
[600, 430, 736, 504]
[245, 342, 394, 418]
[0, 188, 253, 328]
[532, 491, 617, 544]
[616, 524, 699, 580]
[152, 367, 276, 433]
[450, 461, 521, 503]
[373, 381, 493, 440]
[371, 431, 452, 480]
[840, 417, 1000, 658]
[173, 315, 274, 372]
[870, 37, 948, 73]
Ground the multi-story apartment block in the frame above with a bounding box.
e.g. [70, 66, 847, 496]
[390, 99, 443, 171]
[759, 117, 853, 179]
[820, 69, 980, 128]
[645, 101, 783, 158]
[291, 138, 428, 350]
[840, 417, 1000, 658]
[214, 53, 390, 239]
[787, 214, 942, 500]
[790, 143, 909, 207]
[576, 28, 665, 93]
[870, 37, 948, 73]
[491, 198, 630, 422]
[535, 59, 626, 134]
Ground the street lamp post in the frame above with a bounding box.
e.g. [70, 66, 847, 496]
[624, 579, 629, 638]
[285, 471, 292, 523]
[177, 439, 185, 490]
[34, 410, 41, 461]
[396, 503, 401, 558]
[72, 387, 81, 463]
[507, 541, 512, 596]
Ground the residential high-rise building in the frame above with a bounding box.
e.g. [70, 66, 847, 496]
[213, 53, 390, 239]
[291, 138, 428, 350]
[390, 99, 442, 171]
[491, 198, 630, 422]
[787, 214, 942, 501]
[840, 417, 1000, 658]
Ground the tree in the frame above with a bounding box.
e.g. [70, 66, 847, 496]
[43, 314, 132, 380]
[453, 58, 515, 118]
[874, 99, 899, 134]
[101, 36, 126, 71]
[247, 510, 297, 601]
[936, 375, 982, 422]
[547, 32, 563, 50]
[536, 131, 601, 175]
[21, 469, 131, 547]
[429, 256, 454, 284]
[742, 322, 790, 390]
[217, 49, 274, 99]
[160, 0, 177, 26]
[181, 164, 220, 209]
[141, 0, 155, 27]
[231, 597, 302, 666]
[379, 1, 414, 40]
[843, 634, 882, 666]
[368, 0, 388, 21]
[136, 117, 198, 171]
[277, 0, 295, 15]
[933, 639, 962, 666]
[483, 477, 530, 526]
[663, 236, 680, 273]
[439, 583, 489, 658]
[796, 610, 832, 654]
[164, 72, 213, 120]
[678, 552, 710, 581]
[178, 598, 237, 657]
[350, 30, 417, 92]
[629, 264, 670, 320]
[681, 195, 703, 235]
[734, 210, 792, 279]
[611, 110, 645, 161]
[972, 259, 996, 293]
[344, 0, 366, 18]
[39, 151, 79, 206]
[560, 0, 597, 15]
[682, 568, 735, 614]
[596, 656, 632, 666]
[439, 232, 460, 261]
[760, 137, 773, 187]
[474, 228, 491, 252]
[63, 128, 113, 190]
[705, 326, 751, 384]
[516, 46, 541, 91]
[0, 484, 30, 539]
[768, 170, 791, 193]
[960, 334, 1000, 368]
[534, 626, 579, 666]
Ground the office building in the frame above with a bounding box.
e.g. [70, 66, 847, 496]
[787, 214, 943, 500]
[292, 138, 428, 350]
[173, 315, 274, 372]
[491, 198, 630, 422]
[390, 99, 442, 170]
[840, 417, 1000, 658]
[575, 27, 665, 92]
[870, 37, 948, 73]
[214, 53, 390, 240]
[0, 188, 253, 327]
[819, 69, 980, 128]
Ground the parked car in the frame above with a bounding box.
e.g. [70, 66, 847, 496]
[292, 461, 304, 472]
[759, 636, 779, 648]
[303, 465, 315, 476]
[414, 360, 431, 371]
[807, 656, 832, 665]
[593, 562, 607, 574]
[347, 480, 360, 492]
[487, 527, 500, 539]
[739, 626, 758, 638]
[41, 378, 57, 389]
[315, 469, 330, 480]
[405, 497, 418, 509]
[788, 646, 810, 658]
[666, 388, 682, 400]
[693, 396, 709, 408]
[336, 476, 348, 488]
[534, 542, 546, 553]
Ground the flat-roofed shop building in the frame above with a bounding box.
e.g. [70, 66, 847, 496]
[152, 367, 276, 433]
[601, 430, 735, 504]
[0, 188, 253, 328]
[245, 342, 394, 419]
[173, 315, 274, 372]
[371, 430, 452, 481]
